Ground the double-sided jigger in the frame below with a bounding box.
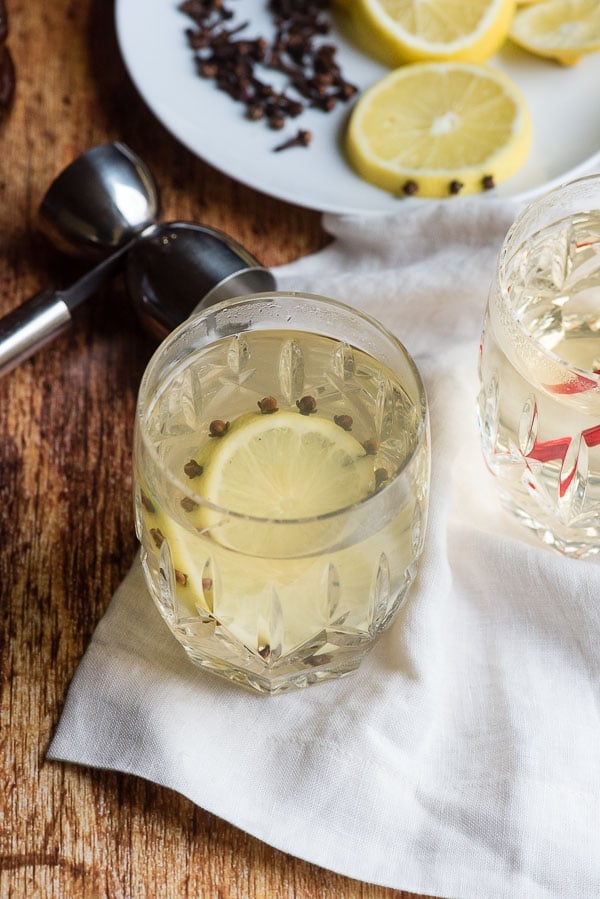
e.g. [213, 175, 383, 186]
[126, 221, 277, 341]
[0, 143, 275, 376]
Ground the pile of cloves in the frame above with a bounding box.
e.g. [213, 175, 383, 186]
[179, 0, 357, 149]
[0, 0, 15, 115]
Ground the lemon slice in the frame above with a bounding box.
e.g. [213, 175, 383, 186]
[510, 0, 600, 65]
[174, 410, 375, 558]
[144, 416, 382, 656]
[353, 0, 516, 64]
[197, 411, 373, 518]
[346, 62, 532, 198]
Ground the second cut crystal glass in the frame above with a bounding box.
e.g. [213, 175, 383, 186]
[478, 175, 600, 557]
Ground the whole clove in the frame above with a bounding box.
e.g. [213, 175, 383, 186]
[179, 0, 357, 144]
[374, 467, 388, 488]
[333, 413, 353, 431]
[362, 437, 380, 456]
[273, 128, 312, 152]
[258, 395, 279, 413]
[296, 395, 317, 415]
[150, 528, 164, 549]
[184, 459, 204, 478]
[140, 491, 156, 514]
[209, 418, 230, 437]
[402, 180, 418, 197]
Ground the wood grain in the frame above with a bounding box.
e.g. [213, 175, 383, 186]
[0, 2, 436, 896]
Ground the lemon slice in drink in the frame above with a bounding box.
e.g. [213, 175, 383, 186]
[180, 410, 375, 558]
[510, 0, 600, 65]
[346, 62, 532, 198]
[353, 0, 516, 64]
[145, 411, 381, 654]
[199, 411, 373, 517]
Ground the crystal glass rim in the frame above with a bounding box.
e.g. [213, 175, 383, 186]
[497, 172, 600, 383]
[135, 290, 429, 526]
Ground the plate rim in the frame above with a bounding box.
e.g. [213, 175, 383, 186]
[115, 0, 600, 216]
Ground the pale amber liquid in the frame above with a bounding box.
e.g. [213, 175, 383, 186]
[135, 330, 428, 690]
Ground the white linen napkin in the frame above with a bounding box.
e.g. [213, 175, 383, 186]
[48, 199, 600, 899]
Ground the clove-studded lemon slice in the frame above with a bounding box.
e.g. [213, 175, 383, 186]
[171, 409, 375, 559]
[346, 61, 532, 198]
[198, 411, 372, 517]
[142, 409, 384, 654]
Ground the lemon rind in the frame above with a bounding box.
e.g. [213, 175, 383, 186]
[510, 0, 600, 64]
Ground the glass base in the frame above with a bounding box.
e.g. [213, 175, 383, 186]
[498, 489, 600, 559]
[181, 642, 366, 694]
[141, 545, 416, 694]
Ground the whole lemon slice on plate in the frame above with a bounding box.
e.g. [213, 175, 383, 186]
[346, 62, 532, 198]
[352, 0, 516, 64]
[510, 0, 600, 65]
[171, 410, 375, 558]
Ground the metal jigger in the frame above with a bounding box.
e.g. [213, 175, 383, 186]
[0, 143, 160, 376]
[125, 222, 276, 340]
[0, 143, 275, 377]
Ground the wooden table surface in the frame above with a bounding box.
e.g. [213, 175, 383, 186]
[0, 2, 434, 896]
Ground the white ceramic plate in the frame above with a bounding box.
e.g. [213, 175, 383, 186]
[116, 0, 600, 215]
